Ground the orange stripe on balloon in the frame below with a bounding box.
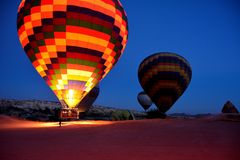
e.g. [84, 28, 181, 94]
[31, 6, 41, 13]
[101, 0, 115, 6]
[93, 3, 115, 18]
[18, 26, 25, 35]
[66, 26, 110, 41]
[53, 5, 67, 11]
[44, 58, 52, 64]
[67, 64, 96, 72]
[56, 45, 66, 52]
[35, 53, 42, 59]
[66, 39, 106, 53]
[45, 39, 55, 45]
[32, 61, 40, 68]
[48, 52, 57, 58]
[54, 32, 66, 38]
[23, 15, 31, 23]
[26, 29, 34, 35]
[21, 38, 29, 47]
[41, 12, 53, 18]
[32, 20, 42, 27]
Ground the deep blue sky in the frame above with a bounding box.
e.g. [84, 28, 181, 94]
[0, 0, 239, 113]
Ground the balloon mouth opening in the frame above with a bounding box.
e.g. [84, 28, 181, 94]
[59, 89, 86, 109]
[65, 99, 81, 108]
[60, 100, 80, 109]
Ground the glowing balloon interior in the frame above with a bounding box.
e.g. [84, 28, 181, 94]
[17, 0, 128, 108]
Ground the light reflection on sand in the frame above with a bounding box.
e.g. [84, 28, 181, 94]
[0, 116, 113, 129]
[41, 120, 114, 128]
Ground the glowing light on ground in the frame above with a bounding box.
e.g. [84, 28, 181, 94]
[40, 120, 114, 128]
[0, 116, 114, 129]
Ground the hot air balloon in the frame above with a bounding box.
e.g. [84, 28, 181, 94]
[138, 52, 192, 113]
[17, 0, 128, 111]
[77, 84, 100, 112]
[137, 91, 152, 111]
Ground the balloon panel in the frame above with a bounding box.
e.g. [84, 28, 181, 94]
[138, 52, 192, 113]
[77, 85, 100, 112]
[17, 0, 128, 108]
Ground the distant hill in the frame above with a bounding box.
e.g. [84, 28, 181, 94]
[0, 99, 146, 121]
[0, 99, 61, 121]
[1, 99, 239, 122]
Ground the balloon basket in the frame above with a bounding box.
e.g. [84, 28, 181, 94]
[59, 108, 79, 120]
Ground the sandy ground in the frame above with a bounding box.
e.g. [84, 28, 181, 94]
[0, 115, 239, 160]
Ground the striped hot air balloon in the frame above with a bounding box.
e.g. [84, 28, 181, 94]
[17, 0, 128, 109]
[138, 52, 192, 113]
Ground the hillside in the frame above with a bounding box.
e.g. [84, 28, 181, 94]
[0, 99, 146, 121]
[1, 99, 239, 122]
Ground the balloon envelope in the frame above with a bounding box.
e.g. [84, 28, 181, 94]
[77, 84, 100, 112]
[17, 0, 128, 108]
[137, 91, 152, 110]
[138, 52, 192, 113]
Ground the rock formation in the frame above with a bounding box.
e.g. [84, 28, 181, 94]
[222, 101, 239, 113]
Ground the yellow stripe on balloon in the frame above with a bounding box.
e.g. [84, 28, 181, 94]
[36, 65, 44, 73]
[67, 75, 91, 81]
[67, 69, 93, 77]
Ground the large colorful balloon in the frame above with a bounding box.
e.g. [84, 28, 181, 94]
[137, 91, 152, 111]
[77, 84, 100, 112]
[17, 0, 128, 109]
[138, 52, 192, 113]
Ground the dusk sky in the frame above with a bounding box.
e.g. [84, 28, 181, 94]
[0, 0, 239, 114]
